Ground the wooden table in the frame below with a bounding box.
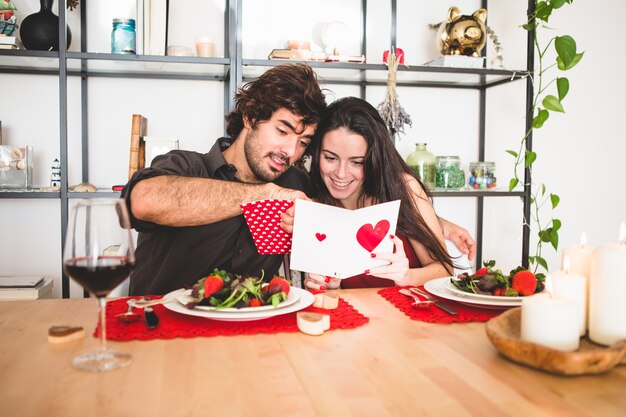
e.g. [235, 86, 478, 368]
[1, 289, 625, 417]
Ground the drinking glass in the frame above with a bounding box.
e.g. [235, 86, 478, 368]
[63, 199, 135, 372]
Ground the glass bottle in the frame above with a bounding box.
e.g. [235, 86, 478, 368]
[435, 156, 465, 189]
[405, 143, 436, 189]
[111, 18, 136, 54]
[468, 161, 496, 190]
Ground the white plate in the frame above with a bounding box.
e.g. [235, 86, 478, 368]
[162, 287, 314, 321]
[444, 276, 546, 303]
[444, 278, 522, 303]
[425, 277, 530, 309]
[176, 286, 300, 312]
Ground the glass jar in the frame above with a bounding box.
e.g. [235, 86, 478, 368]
[405, 143, 436, 189]
[435, 156, 465, 189]
[469, 161, 496, 190]
[111, 18, 136, 54]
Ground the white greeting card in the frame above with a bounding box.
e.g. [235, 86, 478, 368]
[290, 199, 401, 279]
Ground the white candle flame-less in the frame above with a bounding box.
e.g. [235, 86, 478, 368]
[588, 223, 626, 346]
[562, 232, 593, 277]
[550, 256, 587, 336]
[521, 294, 580, 351]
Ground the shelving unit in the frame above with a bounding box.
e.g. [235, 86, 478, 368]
[0, 0, 534, 298]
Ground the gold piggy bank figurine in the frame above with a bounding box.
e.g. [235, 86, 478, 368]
[436, 6, 487, 57]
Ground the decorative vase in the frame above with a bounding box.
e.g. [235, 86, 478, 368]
[406, 143, 436, 190]
[19, 0, 72, 51]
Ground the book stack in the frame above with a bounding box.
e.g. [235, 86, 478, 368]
[0, 276, 53, 300]
[0, 34, 17, 50]
[425, 55, 485, 68]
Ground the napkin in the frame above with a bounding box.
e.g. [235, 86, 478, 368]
[241, 199, 294, 254]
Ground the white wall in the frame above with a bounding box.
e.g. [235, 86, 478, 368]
[1, 0, 624, 297]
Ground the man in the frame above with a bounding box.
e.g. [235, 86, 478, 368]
[123, 64, 475, 295]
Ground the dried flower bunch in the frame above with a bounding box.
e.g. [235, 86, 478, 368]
[377, 48, 412, 142]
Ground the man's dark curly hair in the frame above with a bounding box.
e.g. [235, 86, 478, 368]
[225, 64, 327, 158]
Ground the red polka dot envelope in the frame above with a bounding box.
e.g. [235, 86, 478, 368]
[241, 199, 294, 254]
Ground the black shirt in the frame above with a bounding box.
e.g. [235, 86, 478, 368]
[122, 138, 311, 295]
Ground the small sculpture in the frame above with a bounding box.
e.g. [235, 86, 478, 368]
[50, 158, 60, 188]
[436, 6, 487, 57]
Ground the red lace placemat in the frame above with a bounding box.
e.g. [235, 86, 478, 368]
[378, 286, 503, 323]
[99, 294, 368, 341]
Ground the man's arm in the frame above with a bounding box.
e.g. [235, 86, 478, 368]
[440, 217, 477, 261]
[130, 175, 307, 227]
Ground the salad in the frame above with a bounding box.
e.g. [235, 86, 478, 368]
[452, 260, 545, 297]
[184, 268, 291, 310]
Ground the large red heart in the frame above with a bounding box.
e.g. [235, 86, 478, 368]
[356, 220, 390, 253]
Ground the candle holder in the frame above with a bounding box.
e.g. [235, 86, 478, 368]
[486, 308, 626, 376]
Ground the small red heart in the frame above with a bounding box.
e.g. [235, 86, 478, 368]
[356, 220, 390, 252]
[315, 233, 326, 242]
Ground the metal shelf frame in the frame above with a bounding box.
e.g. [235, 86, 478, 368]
[0, 0, 534, 297]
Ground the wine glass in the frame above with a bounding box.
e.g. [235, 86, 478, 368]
[63, 199, 135, 372]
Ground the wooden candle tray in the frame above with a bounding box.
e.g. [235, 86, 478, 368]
[486, 307, 626, 376]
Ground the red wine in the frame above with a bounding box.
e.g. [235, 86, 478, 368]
[64, 256, 134, 297]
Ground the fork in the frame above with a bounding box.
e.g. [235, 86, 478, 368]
[398, 289, 433, 309]
[409, 287, 458, 315]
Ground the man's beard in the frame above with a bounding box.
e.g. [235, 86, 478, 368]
[243, 128, 289, 182]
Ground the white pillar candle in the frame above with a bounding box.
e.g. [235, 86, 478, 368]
[521, 295, 580, 351]
[589, 223, 626, 346]
[562, 233, 593, 277]
[550, 269, 587, 336]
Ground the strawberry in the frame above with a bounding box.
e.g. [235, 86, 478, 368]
[475, 267, 488, 277]
[493, 287, 504, 296]
[267, 276, 290, 295]
[511, 270, 537, 296]
[248, 298, 262, 307]
[203, 275, 224, 298]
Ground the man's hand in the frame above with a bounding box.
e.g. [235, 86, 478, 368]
[131, 176, 309, 227]
[262, 183, 309, 202]
[440, 218, 476, 261]
[279, 204, 296, 234]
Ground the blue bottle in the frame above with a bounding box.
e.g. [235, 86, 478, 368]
[111, 18, 136, 54]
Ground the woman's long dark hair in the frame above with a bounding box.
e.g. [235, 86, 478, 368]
[309, 97, 454, 273]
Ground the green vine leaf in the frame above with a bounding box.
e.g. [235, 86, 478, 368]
[509, 178, 519, 192]
[552, 218, 562, 232]
[550, 229, 559, 249]
[525, 151, 537, 167]
[541, 183, 546, 196]
[535, 1, 553, 22]
[555, 35, 577, 66]
[535, 256, 548, 271]
[506, 149, 518, 158]
[557, 77, 569, 101]
[550, 193, 560, 209]
[551, 0, 567, 9]
[543, 95, 565, 112]
[557, 52, 584, 70]
[532, 108, 549, 128]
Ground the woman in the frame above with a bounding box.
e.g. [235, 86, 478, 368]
[282, 97, 455, 289]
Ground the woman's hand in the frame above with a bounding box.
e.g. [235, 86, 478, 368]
[303, 273, 341, 290]
[440, 218, 476, 261]
[279, 205, 295, 234]
[365, 235, 411, 286]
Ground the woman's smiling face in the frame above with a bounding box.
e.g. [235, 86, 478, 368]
[319, 127, 368, 209]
